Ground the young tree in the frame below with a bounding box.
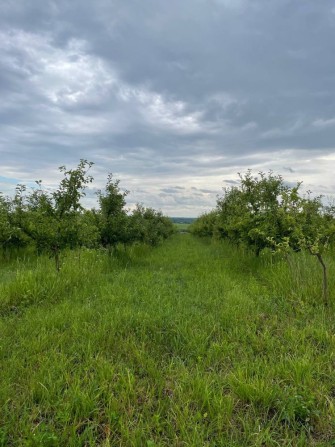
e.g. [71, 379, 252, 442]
[216, 171, 298, 256]
[76, 209, 100, 249]
[189, 210, 218, 238]
[0, 195, 12, 249]
[199, 170, 335, 303]
[295, 195, 334, 303]
[129, 205, 174, 246]
[24, 160, 94, 270]
[96, 174, 130, 252]
[0, 186, 31, 254]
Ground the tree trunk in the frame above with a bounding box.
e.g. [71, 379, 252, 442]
[316, 253, 328, 305]
[308, 248, 328, 305]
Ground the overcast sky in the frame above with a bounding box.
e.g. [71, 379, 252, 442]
[1, 0, 335, 216]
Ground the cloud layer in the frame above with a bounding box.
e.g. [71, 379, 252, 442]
[1, 0, 335, 215]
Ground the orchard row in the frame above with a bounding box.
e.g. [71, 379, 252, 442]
[191, 170, 335, 303]
[0, 160, 174, 270]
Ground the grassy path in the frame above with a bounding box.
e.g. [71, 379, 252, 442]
[0, 235, 334, 446]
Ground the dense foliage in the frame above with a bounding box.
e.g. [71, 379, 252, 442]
[0, 160, 174, 268]
[191, 170, 335, 302]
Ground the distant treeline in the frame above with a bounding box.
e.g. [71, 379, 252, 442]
[170, 217, 195, 224]
[0, 160, 174, 270]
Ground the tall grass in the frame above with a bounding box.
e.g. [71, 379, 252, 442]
[0, 235, 334, 446]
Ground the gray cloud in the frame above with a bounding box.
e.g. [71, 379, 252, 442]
[0, 0, 334, 216]
[283, 167, 295, 173]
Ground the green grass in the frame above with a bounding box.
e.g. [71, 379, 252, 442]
[173, 223, 190, 232]
[0, 235, 335, 446]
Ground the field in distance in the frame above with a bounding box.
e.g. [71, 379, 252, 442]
[171, 217, 195, 232]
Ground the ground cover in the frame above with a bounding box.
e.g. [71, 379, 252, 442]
[0, 234, 334, 446]
[173, 223, 191, 232]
